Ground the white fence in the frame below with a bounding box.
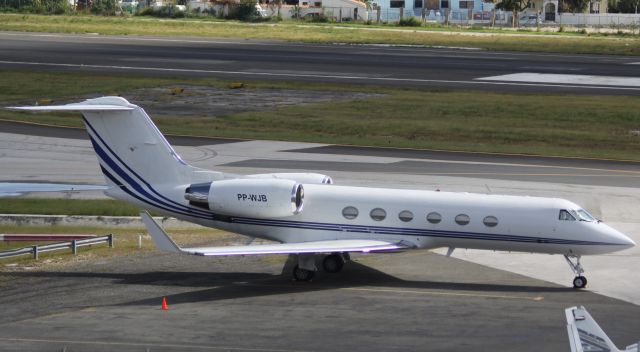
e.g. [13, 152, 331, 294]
[556, 13, 640, 26]
[372, 8, 639, 27]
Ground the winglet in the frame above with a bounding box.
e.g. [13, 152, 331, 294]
[139, 211, 182, 253]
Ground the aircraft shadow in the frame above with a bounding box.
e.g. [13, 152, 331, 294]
[1, 254, 576, 308]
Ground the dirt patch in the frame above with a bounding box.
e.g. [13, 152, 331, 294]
[122, 85, 382, 117]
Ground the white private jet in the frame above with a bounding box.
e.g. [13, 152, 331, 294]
[566, 306, 638, 352]
[10, 97, 636, 287]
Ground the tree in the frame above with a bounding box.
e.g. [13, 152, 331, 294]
[616, 0, 639, 12]
[495, 0, 530, 27]
[226, 0, 258, 20]
[558, 0, 588, 13]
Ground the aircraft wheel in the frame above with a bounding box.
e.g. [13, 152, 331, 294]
[322, 253, 344, 274]
[293, 265, 315, 281]
[573, 276, 587, 289]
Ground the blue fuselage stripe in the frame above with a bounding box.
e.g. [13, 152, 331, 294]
[82, 116, 211, 217]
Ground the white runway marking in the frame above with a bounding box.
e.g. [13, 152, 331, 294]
[477, 72, 640, 87]
[627, 62, 640, 65]
[2, 60, 640, 91]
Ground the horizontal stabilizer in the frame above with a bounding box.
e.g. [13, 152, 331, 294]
[8, 104, 133, 112]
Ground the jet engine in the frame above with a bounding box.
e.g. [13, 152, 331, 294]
[247, 172, 333, 185]
[185, 178, 304, 218]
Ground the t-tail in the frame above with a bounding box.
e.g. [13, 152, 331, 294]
[566, 306, 638, 352]
[9, 97, 220, 215]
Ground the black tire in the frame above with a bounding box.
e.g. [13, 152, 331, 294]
[573, 276, 587, 289]
[293, 265, 315, 281]
[322, 254, 344, 274]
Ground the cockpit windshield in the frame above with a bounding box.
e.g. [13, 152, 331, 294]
[559, 209, 596, 222]
[576, 209, 596, 222]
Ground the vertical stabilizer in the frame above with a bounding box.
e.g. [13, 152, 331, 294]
[10, 96, 191, 194]
[79, 96, 190, 187]
[9, 97, 203, 216]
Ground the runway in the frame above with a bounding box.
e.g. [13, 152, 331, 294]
[1, 31, 640, 95]
[1, 122, 639, 350]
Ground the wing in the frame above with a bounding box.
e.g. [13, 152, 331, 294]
[140, 211, 411, 256]
[185, 240, 407, 256]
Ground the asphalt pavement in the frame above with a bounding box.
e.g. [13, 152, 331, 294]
[1, 31, 639, 95]
[2, 120, 640, 188]
[1, 249, 639, 352]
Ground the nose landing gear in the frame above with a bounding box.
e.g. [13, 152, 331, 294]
[572, 275, 588, 289]
[564, 254, 587, 289]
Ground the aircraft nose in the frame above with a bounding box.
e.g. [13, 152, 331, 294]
[610, 229, 636, 248]
[622, 234, 636, 247]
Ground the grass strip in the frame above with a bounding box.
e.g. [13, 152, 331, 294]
[0, 225, 234, 267]
[1, 70, 639, 160]
[0, 14, 638, 55]
[0, 198, 141, 216]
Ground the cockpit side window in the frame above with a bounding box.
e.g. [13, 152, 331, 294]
[559, 209, 576, 221]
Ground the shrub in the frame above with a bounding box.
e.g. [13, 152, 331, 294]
[398, 16, 422, 27]
[91, 0, 116, 15]
[226, 0, 257, 20]
[136, 5, 186, 18]
[0, 0, 70, 14]
[306, 12, 331, 22]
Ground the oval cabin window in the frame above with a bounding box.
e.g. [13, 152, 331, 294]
[483, 216, 498, 227]
[398, 210, 414, 222]
[342, 206, 359, 220]
[370, 208, 387, 221]
[426, 212, 442, 224]
[455, 214, 470, 226]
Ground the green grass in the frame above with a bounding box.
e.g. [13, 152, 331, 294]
[0, 14, 639, 55]
[1, 70, 640, 160]
[0, 198, 141, 216]
[155, 90, 640, 159]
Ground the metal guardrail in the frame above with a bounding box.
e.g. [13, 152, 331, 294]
[0, 234, 114, 260]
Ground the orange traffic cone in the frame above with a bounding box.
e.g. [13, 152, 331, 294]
[161, 297, 168, 310]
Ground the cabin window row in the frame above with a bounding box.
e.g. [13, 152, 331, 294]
[341, 206, 499, 227]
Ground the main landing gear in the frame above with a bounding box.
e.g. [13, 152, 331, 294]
[564, 254, 587, 289]
[292, 253, 349, 281]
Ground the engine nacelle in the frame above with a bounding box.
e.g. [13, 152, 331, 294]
[247, 172, 333, 185]
[185, 178, 303, 218]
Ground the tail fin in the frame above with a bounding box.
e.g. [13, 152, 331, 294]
[565, 306, 637, 352]
[10, 97, 190, 188]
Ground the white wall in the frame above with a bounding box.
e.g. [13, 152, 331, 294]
[557, 13, 640, 26]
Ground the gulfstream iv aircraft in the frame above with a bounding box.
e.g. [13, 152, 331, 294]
[11, 97, 636, 287]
